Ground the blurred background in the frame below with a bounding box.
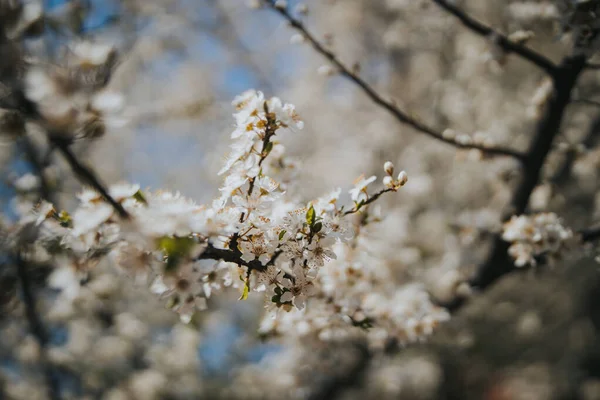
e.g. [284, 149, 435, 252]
[3, 0, 600, 399]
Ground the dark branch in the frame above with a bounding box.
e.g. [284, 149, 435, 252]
[432, 0, 558, 76]
[581, 226, 600, 243]
[197, 242, 282, 273]
[261, 1, 526, 162]
[198, 243, 256, 268]
[472, 55, 587, 289]
[51, 138, 130, 219]
[343, 188, 395, 216]
[572, 98, 600, 108]
[14, 254, 61, 400]
[5, 88, 129, 219]
[586, 62, 600, 70]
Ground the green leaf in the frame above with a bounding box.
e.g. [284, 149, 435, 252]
[306, 205, 316, 227]
[355, 200, 365, 211]
[278, 230, 287, 241]
[239, 279, 250, 301]
[166, 296, 179, 309]
[133, 189, 148, 205]
[157, 236, 196, 255]
[264, 141, 274, 156]
[312, 222, 322, 234]
[156, 236, 196, 272]
[351, 317, 374, 331]
[57, 210, 72, 228]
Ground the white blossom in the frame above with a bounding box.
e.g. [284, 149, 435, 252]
[349, 175, 377, 203]
[281, 266, 317, 310]
[239, 233, 276, 265]
[255, 265, 283, 294]
[502, 213, 575, 266]
[305, 237, 337, 269]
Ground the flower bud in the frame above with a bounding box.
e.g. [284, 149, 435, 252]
[442, 129, 456, 140]
[383, 161, 394, 176]
[456, 134, 473, 146]
[383, 176, 393, 187]
[295, 3, 308, 15]
[397, 171, 408, 186]
[317, 65, 335, 76]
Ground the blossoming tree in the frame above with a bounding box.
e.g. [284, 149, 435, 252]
[2, 0, 600, 398]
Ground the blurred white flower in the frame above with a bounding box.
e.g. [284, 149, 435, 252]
[502, 213, 575, 266]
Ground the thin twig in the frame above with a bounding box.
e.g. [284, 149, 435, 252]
[51, 138, 130, 219]
[343, 188, 395, 216]
[6, 87, 128, 219]
[247, 103, 277, 197]
[586, 62, 600, 70]
[14, 254, 61, 400]
[432, 0, 558, 76]
[572, 98, 600, 108]
[581, 226, 600, 243]
[261, 1, 526, 162]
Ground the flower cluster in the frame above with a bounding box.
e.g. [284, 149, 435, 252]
[24, 40, 124, 139]
[502, 213, 576, 267]
[16, 90, 439, 344]
[258, 198, 449, 348]
[382, 161, 409, 190]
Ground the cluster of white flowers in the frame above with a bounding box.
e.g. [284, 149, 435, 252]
[502, 213, 576, 267]
[24, 41, 125, 139]
[507, 2, 559, 23]
[258, 207, 449, 349]
[14, 89, 443, 344]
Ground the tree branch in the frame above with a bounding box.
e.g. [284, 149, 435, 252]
[586, 62, 600, 70]
[581, 226, 600, 243]
[5, 88, 129, 219]
[14, 254, 61, 400]
[261, 1, 526, 162]
[343, 188, 395, 216]
[432, 0, 558, 76]
[572, 98, 600, 108]
[51, 138, 130, 219]
[472, 55, 587, 289]
[196, 242, 282, 273]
